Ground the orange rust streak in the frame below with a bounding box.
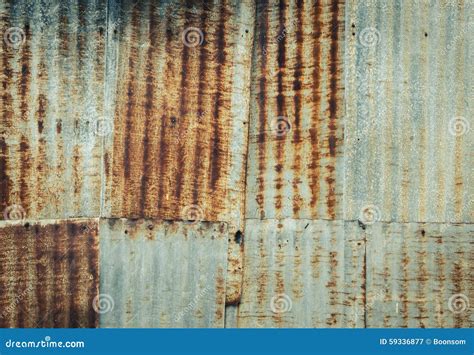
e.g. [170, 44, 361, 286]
[325, 0, 341, 219]
[192, 2, 209, 204]
[274, 0, 287, 216]
[291, 0, 304, 217]
[120, 6, 140, 216]
[208, 2, 228, 193]
[140, 3, 158, 214]
[256, 0, 269, 217]
[308, 1, 323, 215]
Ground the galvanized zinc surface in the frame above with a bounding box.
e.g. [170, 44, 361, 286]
[238, 219, 365, 328]
[99, 219, 228, 328]
[103, 0, 254, 224]
[0, 0, 472, 330]
[344, 0, 473, 223]
[245, 0, 345, 220]
[365, 222, 473, 328]
[0, 0, 106, 220]
[0, 219, 99, 328]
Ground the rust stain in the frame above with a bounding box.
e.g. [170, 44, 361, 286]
[0, 0, 106, 219]
[255, 0, 269, 219]
[108, 0, 242, 221]
[0, 219, 99, 328]
[247, 0, 344, 220]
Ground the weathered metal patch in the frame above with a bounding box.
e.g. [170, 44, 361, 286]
[99, 219, 228, 328]
[344, 0, 473, 223]
[0, 219, 99, 328]
[365, 222, 473, 328]
[238, 219, 365, 327]
[103, 0, 253, 224]
[0, 0, 107, 220]
[245, 0, 345, 220]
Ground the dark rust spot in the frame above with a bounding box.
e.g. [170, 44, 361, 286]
[0, 138, 10, 210]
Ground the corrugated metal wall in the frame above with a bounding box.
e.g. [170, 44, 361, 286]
[0, 0, 472, 328]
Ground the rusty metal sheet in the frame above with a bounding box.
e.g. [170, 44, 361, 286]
[237, 219, 365, 328]
[245, 0, 345, 220]
[0, 0, 107, 220]
[103, 0, 254, 224]
[99, 219, 228, 328]
[0, 219, 99, 328]
[365, 222, 473, 328]
[344, 0, 473, 223]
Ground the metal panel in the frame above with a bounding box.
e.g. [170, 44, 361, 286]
[103, 0, 253, 224]
[237, 219, 365, 328]
[365, 222, 473, 328]
[0, 219, 99, 328]
[344, 0, 473, 223]
[99, 219, 228, 328]
[245, 0, 345, 220]
[0, 0, 107, 220]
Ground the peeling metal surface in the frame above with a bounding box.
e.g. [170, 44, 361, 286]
[237, 219, 365, 328]
[344, 0, 473, 223]
[365, 222, 473, 328]
[245, 0, 345, 220]
[0, 219, 99, 328]
[99, 219, 228, 328]
[0, 0, 107, 220]
[103, 0, 253, 224]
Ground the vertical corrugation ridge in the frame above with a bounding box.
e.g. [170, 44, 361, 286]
[192, 0, 209, 204]
[273, 0, 287, 216]
[208, 1, 228, 192]
[256, 0, 269, 217]
[308, 1, 322, 214]
[140, 1, 156, 213]
[325, 0, 341, 219]
[291, 0, 303, 217]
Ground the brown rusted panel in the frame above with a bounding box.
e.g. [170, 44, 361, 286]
[0, 219, 99, 328]
[245, 0, 345, 220]
[365, 222, 473, 328]
[0, 0, 107, 220]
[104, 0, 253, 224]
[237, 220, 365, 328]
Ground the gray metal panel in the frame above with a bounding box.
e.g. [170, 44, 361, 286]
[0, 0, 107, 219]
[344, 0, 473, 223]
[365, 222, 473, 328]
[99, 219, 228, 328]
[237, 219, 365, 328]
